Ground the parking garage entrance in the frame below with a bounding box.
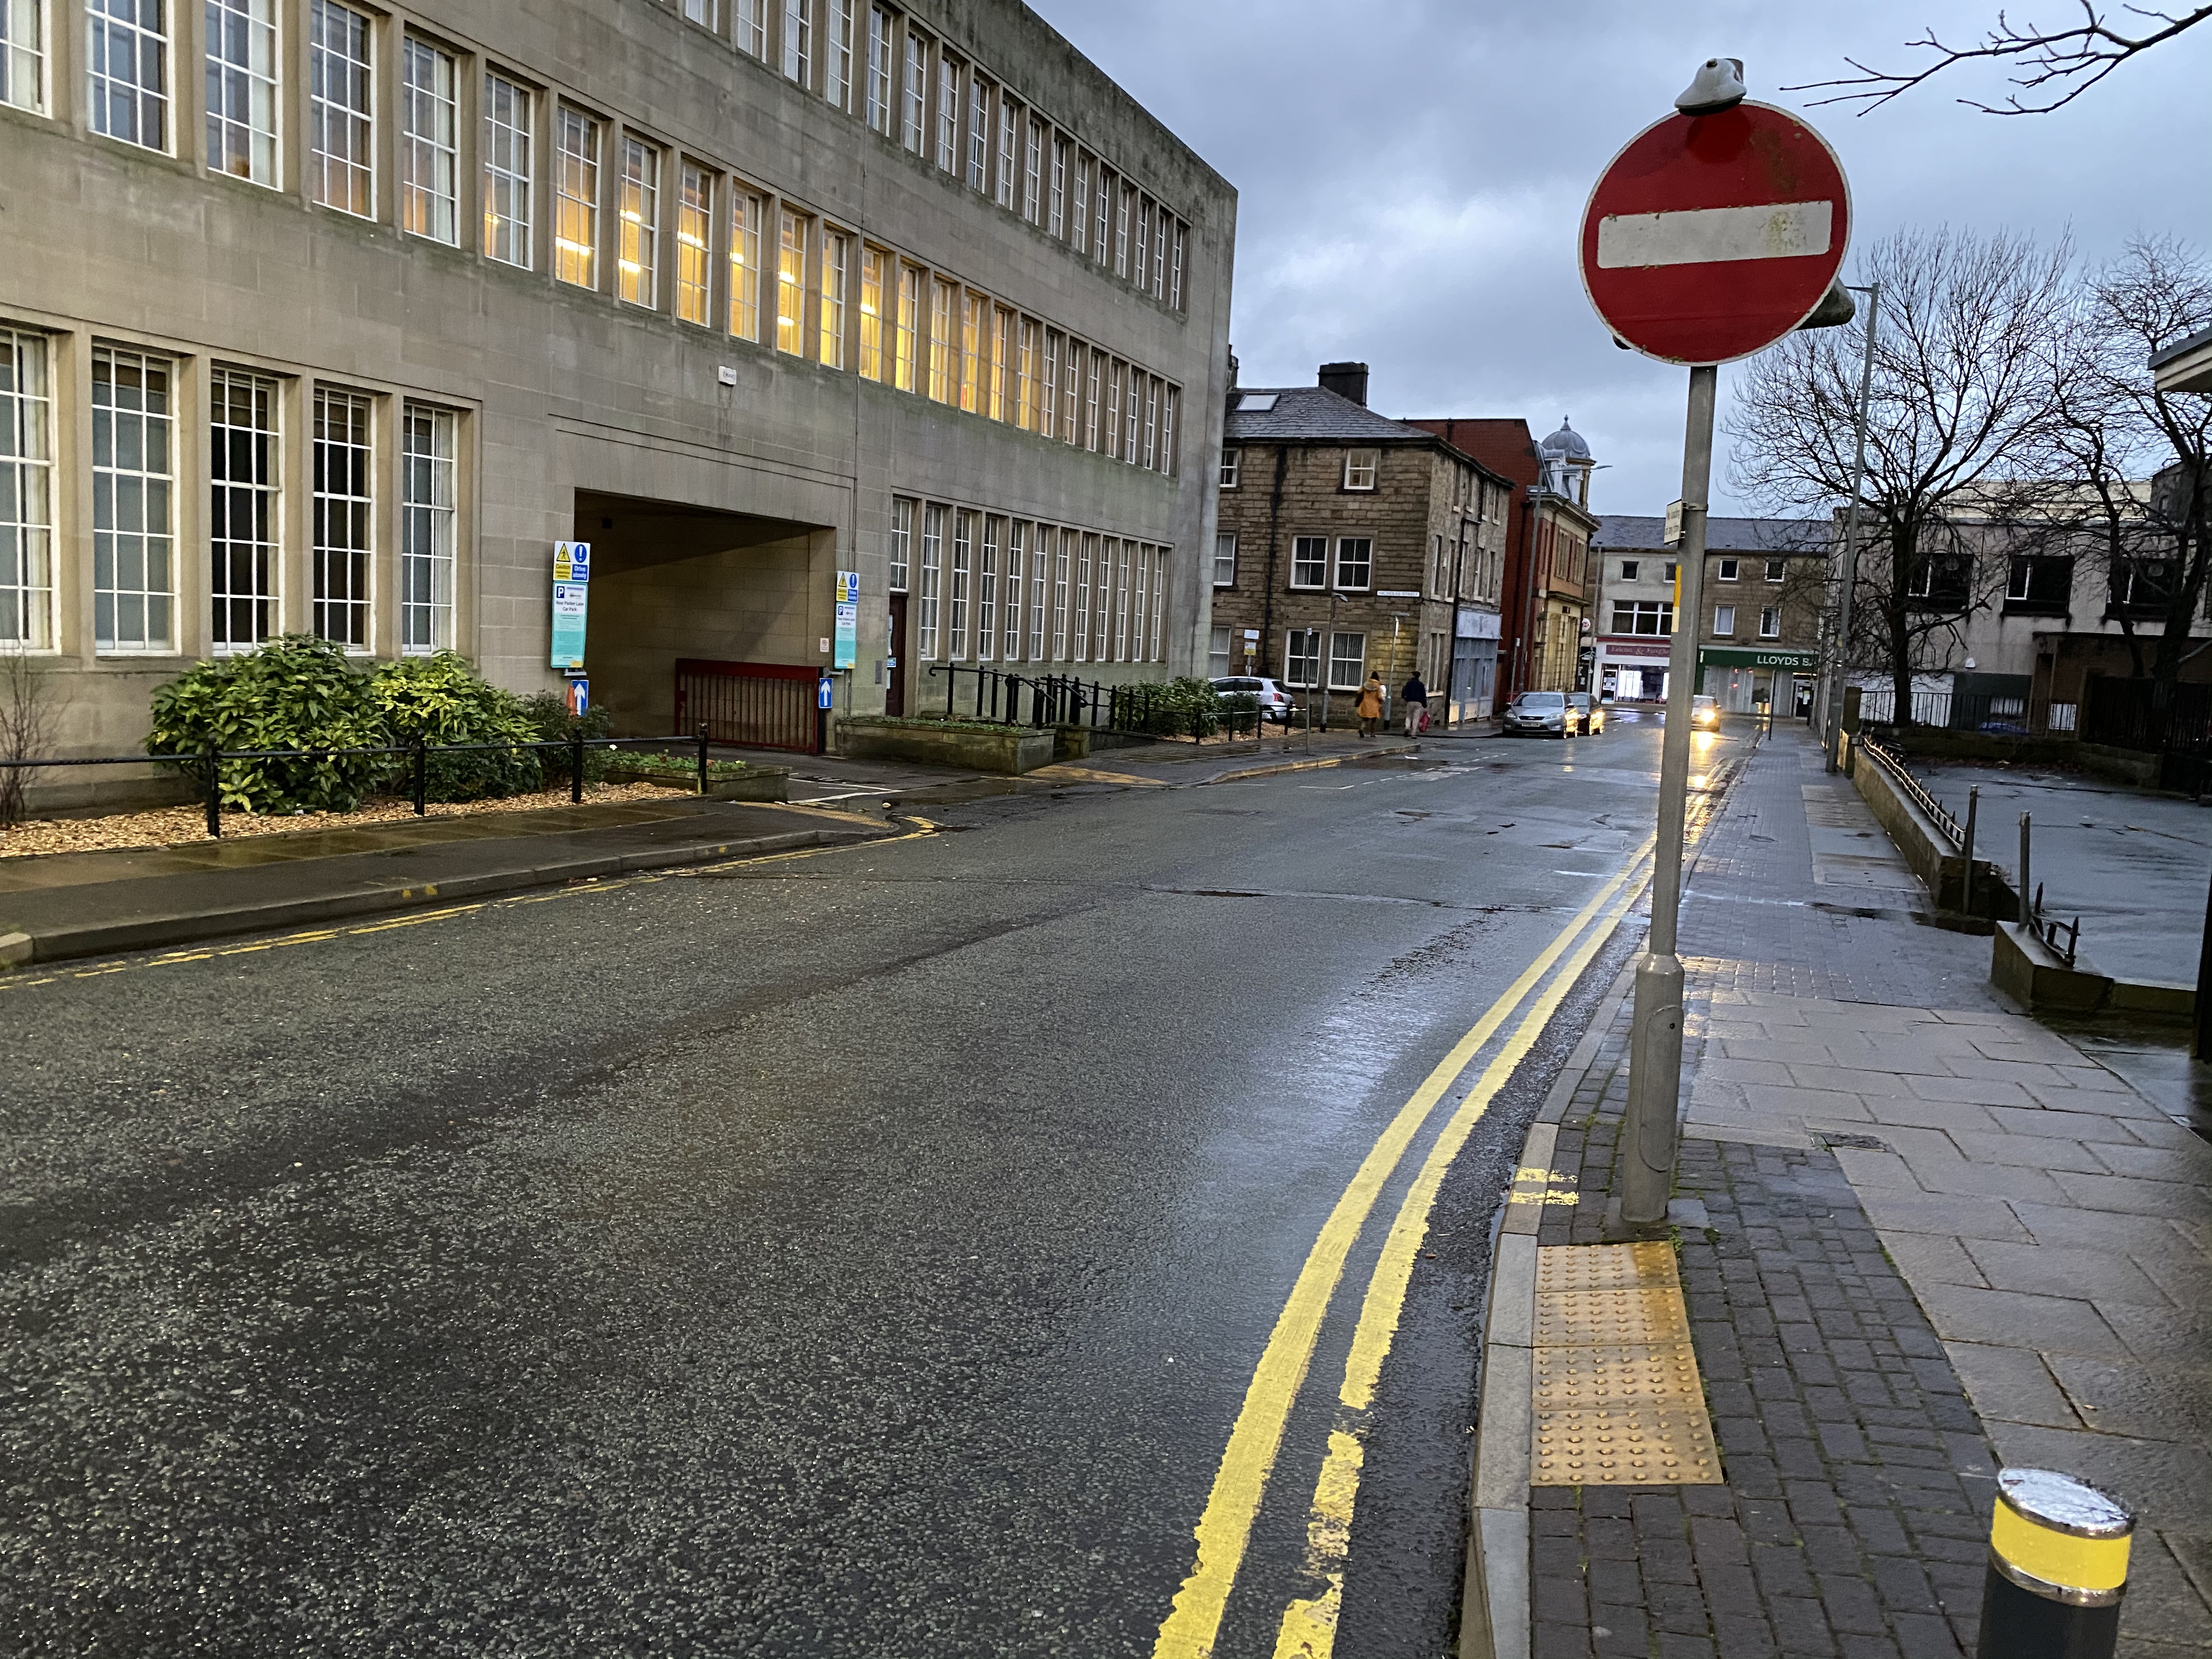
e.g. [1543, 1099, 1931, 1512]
[573, 491, 834, 746]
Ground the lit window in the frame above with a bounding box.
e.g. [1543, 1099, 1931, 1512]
[1713, 604, 1736, 635]
[734, 0, 765, 58]
[959, 291, 983, 412]
[894, 264, 919, 391]
[676, 163, 712, 325]
[308, 0, 372, 214]
[729, 189, 762, 340]
[483, 74, 533, 268]
[857, 245, 885, 381]
[206, 0, 277, 184]
[1213, 533, 1235, 587]
[824, 0, 852, 111]
[92, 344, 176, 653]
[88, 0, 168, 150]
[865, 5, 891, 134]
[1219, 448, 1240, 489]
[1344, 449, 1379, 490]
[617, 137, 658, 307]
[917, 503, 943, 658]
[399, 402, 456, 654]
[2, 0, 47, 113]
[819, 229, 849, 368]
[901, 30, 925, 152]
[1291, 535, 1327, 589]
[0, 328, 54, 649]
[928, 278, 956, 403]
[401, 39, 458, 244]
[312, 387, 372, 648]
[1041, 328, 1060, 433]
[888, 496, 913, 592]
[989, 306, 1011, 420]
[776, 208, 807, 354]
[782, 0, 810, 86]
[1015, 318, 1039, 430]
[1334, 537, 1372, 591]
[555, 109, 600, 288]
[208, 366, 279, 652]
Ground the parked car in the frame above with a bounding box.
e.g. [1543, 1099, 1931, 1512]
[1502, 690, 1569, 738]
[1566, 692, 1605, 736]
[1209, 675, 1295, 724]
[1691, 694, 1720, 730]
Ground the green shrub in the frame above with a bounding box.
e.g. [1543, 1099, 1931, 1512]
[148, 635, 390, 812]
[1128, 676, 1249, 737]
[519, 690, 617, 787]
[371, 653, 543, 802]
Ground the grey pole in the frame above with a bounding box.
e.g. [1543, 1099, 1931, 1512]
[1621, 363, 1718, 1226]
[1823, 282, 1881, 774]
[1962, 786, 1980, 916]
[2019, 812, 2033, 927]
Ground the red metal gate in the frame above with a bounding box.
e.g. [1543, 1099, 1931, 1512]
[673, 659, 820, 753]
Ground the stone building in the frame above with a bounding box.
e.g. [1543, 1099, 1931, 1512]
[1404, 417, 1599, 697]
[0, 0, 1234, 780]
[1591, 515, 1826, 713]
[1207, 363, 1511, 726]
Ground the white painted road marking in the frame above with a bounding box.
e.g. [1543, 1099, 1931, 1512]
[1595, 200, 1833, 269]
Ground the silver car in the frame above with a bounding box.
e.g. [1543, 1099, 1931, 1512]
[1503, 690, 1568, 738]
[1209, 675, 1295, 724]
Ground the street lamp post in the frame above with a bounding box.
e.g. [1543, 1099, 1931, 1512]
[1823, 282, 1882, 774]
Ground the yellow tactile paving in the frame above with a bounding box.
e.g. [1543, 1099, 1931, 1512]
[1531, 1243, 1722, 1486]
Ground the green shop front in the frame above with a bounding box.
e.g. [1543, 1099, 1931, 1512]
[1699, 647, 1819, 717]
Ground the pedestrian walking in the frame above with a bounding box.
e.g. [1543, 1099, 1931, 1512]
[1356, 672, 1385, 738]
[1401, 672, 1429, 740]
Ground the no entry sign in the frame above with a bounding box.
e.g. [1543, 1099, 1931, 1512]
[1579, 101, 1849, 365]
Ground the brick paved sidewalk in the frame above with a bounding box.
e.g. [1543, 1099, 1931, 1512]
[1469, 730, 2211, 1659]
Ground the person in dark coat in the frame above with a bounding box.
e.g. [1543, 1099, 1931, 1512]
[1401, 673, 1429, 738]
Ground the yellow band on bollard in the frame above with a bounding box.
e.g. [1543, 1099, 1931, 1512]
[1991, 1498, 2131, 1595]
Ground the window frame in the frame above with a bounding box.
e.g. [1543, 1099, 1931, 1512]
[1712, 603, 1736, 636]
[675, 161, 713, 325]
[818, 227, 850, 368]
[308, 0, 373, 216]
[1290, 535, 1328, 590]
[1333, 537, 1372, 592]
[1218, 447, 1240, 489]
[1327, 631, 1366, 692]
[482, 71, 534, 269]
[554, 107, 601, 289]
[1758, 606, 1781, 639]
[1212, 532, 1235, 588]
[0, 325, 55, 650]
[398, 400, 457, 656]
[782, 0, 811, 87]
[864, 4, 891, 134]
[91, 342, 177, 656]
[87, 0, 170, 152]
[616, 134, 661, 308]
[311, 383, 374, 650]
[1716, 557, 1739, 582]
[2, 0, 49, 115]
[400, 36, 459, 244]
[857, 244, 885, 381]
[206, 0, 279, 186]
[1342, 448, 1379, 492]
[207, 364, 281, 654]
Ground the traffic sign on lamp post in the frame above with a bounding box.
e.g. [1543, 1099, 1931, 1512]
[1578, 59, 1855, 1228]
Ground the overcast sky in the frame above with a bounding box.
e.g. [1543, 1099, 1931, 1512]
[1025, 0, 2210, 517]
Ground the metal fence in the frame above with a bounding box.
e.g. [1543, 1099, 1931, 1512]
[0, 731, 714, 839]
[924, 666, 1267, 742]
[674, 659, 820, 754]
[1857, 687, 2036, 735]
[1857, 731, 1965, 848]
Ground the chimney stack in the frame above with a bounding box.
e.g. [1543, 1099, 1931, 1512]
[1318, 362, 1369, 407]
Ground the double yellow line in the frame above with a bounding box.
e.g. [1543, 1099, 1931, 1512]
[1154, 839, 1657, 1659]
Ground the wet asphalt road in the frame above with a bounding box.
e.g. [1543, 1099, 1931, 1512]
[2, 718, 1702, 1657]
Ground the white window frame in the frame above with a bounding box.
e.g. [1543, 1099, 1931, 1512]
[823, 0, 853, 111]
[1208, 625, 1229, 679]
[947, 509, 972, 658]
[1070, 533, 1092, 662]
[1071, 152, 1091, 254]
[482, 72, 533, 269]
[975, 514, 997, 661]
[1170, 220, 1186, 309]
[554, 109, 600, 287]
[917, 502, 943, 657]
[1022, 115, 1042, 223]
[1002, 518, 1023, 660]
[1218, 447, 1239, 489]
[864, 4, 891, 134]
[776, 206, 808, 356]
[400, 37, 458, 244]
[888, 495, 913, 592]
[675, 162, 712, 325]
[1048, 134, 1066, 238]
[729, 188, 763, 341]
[682, 0, 719, 29]
[1343, 448, 1379, 490]
[1759, 606, 1781, 639]
[308, 0, 373, 216]
[208, 365, 280, 653]
[1328, 631, 1366, 692]
[398, 402, 456, 654]
[934, 53, 957, 172]
[0, 326, 54, 649]
[1713, 604, 1736, 636]
[1027, 523, 1047, 660]
[2, 0, 49, 114]
[312, 385, 373, 650]
[92, 343, 176, 654]
[617, 136, 659, 307]
[1290, 535, 1327, 590]
[1765, 558, 1786, 583]
[1049, 526, 1069, 659]
[1333, 536, 1372, 592]
[1284, 628, 1319, 690]
[87, 0, 169, 151]
[1212, 532, 1235, 588]
[734, 0, 765, 58]
[996, 98, 1017, 209]
[900, 29, 926, 153]
[819, 227, 848, 369]
[206, 0, 279, 185]
[1717, 557, 1739, 582]
[966, 73, 988, 192]
[782, 0, 811, 87]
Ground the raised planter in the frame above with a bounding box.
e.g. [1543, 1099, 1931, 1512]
[836, 717, 1056, 775]
[1051, 725, 1156, 760]
[601, 763, 790, 802]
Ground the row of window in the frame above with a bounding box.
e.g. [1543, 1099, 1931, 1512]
[1616, 556, 1788, 583]
[668, 0, 1190, 309]
[1603, 599, 1782, 639]
[0, 325, 458, 655]
[1218, 448, 1381, 494]
[885, 498, 1168, 668]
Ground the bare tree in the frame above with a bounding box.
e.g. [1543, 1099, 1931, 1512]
[0, 651, 55, 829]
[1728, 227, 2073, 728]
[1792, 3, 2211, 114]
[2032, 238, 2212, 686]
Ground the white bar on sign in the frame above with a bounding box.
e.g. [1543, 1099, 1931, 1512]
[1595, 201, 1833, 269]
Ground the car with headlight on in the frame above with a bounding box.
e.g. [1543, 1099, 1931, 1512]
[1566, 692, 1605, 735]
[1692, 695, 1720, 729]
[1503, 690, 1568, 738]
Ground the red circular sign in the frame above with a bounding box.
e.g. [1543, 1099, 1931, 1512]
[1579, 101, 1850, 366]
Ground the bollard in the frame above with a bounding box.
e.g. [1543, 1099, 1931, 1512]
[2019, 812, 2032, 927]
[1976, 1467, 2131, 1659]
[697, 723, 710, 794]
[413, 736, 429, 816]
[1962, 785, 1979, 916]
[204, 742, 222, 839]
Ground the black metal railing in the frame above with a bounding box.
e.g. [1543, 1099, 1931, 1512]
[0, 729, 719, 839]
[2026, 882, 2081, 968]
[922, 667, 1267, 743]
[1858, 732, 1964, 848]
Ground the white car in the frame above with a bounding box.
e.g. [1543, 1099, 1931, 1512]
[1209, 675, 1295, 724]
[1503, 691, 1568, 738]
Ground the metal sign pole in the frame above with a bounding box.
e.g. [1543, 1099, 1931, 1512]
[1621, 363, 1717, 1226]
[1823, 283, 1880, 773]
